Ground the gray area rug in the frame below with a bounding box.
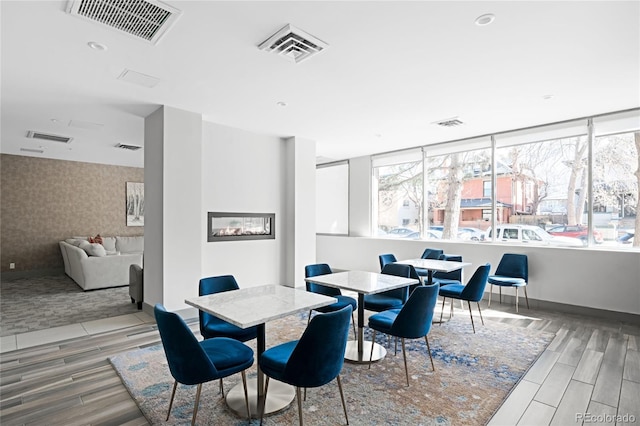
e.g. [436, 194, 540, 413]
[1, 273, 139, 336]
[110, 312, 554, 425]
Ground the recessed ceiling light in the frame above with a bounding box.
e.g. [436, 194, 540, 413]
[475, 14, 495, 26]
[87, 41, 108, 51]
[542, 94, 554, 100]
[276, 101, 287, 107]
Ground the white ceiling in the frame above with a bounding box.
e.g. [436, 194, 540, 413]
[1, 1, 639, 168]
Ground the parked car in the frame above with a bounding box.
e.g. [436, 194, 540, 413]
[617, 231, 635, 244]
[458, 227, 485, 241]
[403, 230, 442, 240]
[387, 227, 416, 236]
[484, 224, 584, 247]
[546, 225, 603, 244]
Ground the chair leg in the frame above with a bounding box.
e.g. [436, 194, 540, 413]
[450, 299, 455, 318]
[368, 330, 377, 369]
[191, 383, 203, 426]
[488, 284, 493, 307]
[351, 312, 357, 338]
[524, 286, 530, 309]
[467, 301, 476, 334]
[219, 378, 224, 396]
[394, 336, 398, 356]
[439, 297, 446, 325]
[166, 380, 178, 421]
[515, 287, 519, 313]
[499, 286, 502, 304]
[296, 386, 304, 426]
[401, 338, 409, 387]
[477, 302, 484, 325]
[425, 335, 435, 371]
[336, 374, 349, 425]
[241, 370, 250, 420]
[260, 376, 270, 426]
[307, 310, 312, 326]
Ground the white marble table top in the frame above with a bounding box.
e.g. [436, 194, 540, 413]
[304, 270, 418, 295]
[395, 258, 472, 273]
[185, 285, 336, 328]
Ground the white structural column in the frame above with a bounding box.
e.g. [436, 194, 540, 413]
[284, 136, 316, 288]
[144, 106, 203, 311]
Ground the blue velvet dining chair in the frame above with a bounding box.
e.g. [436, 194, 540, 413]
[199, 275, 259, 396]
[154, 304, 254, 425]
[488, 253, 529, 313]
[305, 263, 357, 337]
[364, 263, 418, 313]
[367, 283, 440, 386]
[438, 263, 491, 333]
[432, 254, 463, 286]
[258, 306, 352, 426]
[378, 253, 398, 270]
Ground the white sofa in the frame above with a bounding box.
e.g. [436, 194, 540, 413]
[59, 236, 143, 290]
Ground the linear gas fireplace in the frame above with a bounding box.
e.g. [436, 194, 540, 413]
[207, 212, 275, 242]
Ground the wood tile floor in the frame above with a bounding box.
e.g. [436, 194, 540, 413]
[0, 299, 638, 425]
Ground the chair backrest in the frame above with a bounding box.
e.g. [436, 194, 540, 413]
[380, 263, 417, 302]
[421, 248, 444, 260]
[461, 263, 491, 302]
[378, 253, 398, 271]
[199, 275, 240, 331]
[495, 253, 528, 282]
[434, 254, 463, 281]
[154, 304, 219, 385]
[390, 283, 439, 339]
[283, 306, 352, 388]
[304, 263, 341, 296]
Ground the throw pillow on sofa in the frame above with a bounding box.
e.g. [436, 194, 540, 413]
[78, 240, 107, 257]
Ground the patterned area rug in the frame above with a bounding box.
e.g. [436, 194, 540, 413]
[110, 312, 554, 425]
[0, 273, 139, 336]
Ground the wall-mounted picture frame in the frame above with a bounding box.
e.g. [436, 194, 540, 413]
[208, 212, 275, 241]
[126, 182, 144, 226]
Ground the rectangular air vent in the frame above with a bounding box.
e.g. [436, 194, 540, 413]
[66, 0, 182, 45]
[434, 117, 464, 127]
[26, 131, 73, 143]
[258, 24, 328, 64]
[115, 143, 143, 151]
[20, 148, 45, 154]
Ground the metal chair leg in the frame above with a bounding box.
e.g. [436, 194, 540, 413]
[524, 286, 530, 309]
[488, 284, 493, 307]
[368, 330, 377, 369]
[307, 310, 312, 326]
[260, 376, 270, 425]
[477, 302, 484, 325]
[515, 287, 519, 313]
[166, 380, 178, 421]
[351, 312, 357, 338]
[219, 378, 224, 396]
[336, 374, 349, 425]
[296, 386, 304, 426]
[468, 301, 476, 333]
[425, 335, 435, 371]
[499, 287, 502, 304]
[241, 370, 250, 420]
[401, 338, 409, 387]
[191, 383, 203, 426]
[439, 297, 446, 325]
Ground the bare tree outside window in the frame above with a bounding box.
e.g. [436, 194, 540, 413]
[126, 182, 144, 226]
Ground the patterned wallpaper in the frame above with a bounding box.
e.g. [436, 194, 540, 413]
[0, 154, 144, 272]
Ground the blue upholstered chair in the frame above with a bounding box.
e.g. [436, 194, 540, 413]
[415, 248, 445, 280]
[259, 306, 352, 425]
[364, 263, 417, 313]
[368, 283, 440, 386]
[305, 263, 357, 337]
[488, 253, 529, 313]
[432, 254, 463, 286]
[198, 275, 259, 342]
[154, 304, 254, 425]
[438, 264, 491, 333]
[378, 253, 398, 270]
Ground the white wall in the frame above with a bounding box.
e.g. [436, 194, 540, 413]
[200, 122, 287, 288]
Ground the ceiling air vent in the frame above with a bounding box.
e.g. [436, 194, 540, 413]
[26, 131, 73, 143]
[20, 148, 45, 154]
[258, 24, 328, 64]
[66, 0, 182, 45]
[434, 117, 464, 128]
[115, 143, 143, 151]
